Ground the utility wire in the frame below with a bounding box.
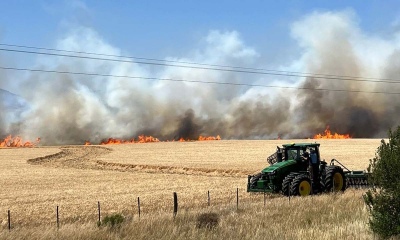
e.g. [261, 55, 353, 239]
[0, 43, 394, 82]
[0, 43, 274, 72]
[1, 46, 400, 84]
[1, 66, 399, 95]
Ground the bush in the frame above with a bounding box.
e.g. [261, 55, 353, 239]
[364, 126, 400, 239]
[100, 213, 125, 229]
[196, 212, 219, 229]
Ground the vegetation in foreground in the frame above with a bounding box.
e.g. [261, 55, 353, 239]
[0, 190, 370, 240]
[364, 126, 400, 239]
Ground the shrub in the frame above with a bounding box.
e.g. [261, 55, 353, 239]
[100, 213, 125, 229]
[363, 126, 400, 239]
[196, 212, 219, 229]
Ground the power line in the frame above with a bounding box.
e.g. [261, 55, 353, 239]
[0, 43, 362, 77]
[0, 43, 394, 82]
[1, 46, 400, 84]
[1, 66, 399, 95]
[0, 43, 274, 72]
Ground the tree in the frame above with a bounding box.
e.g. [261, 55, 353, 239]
[364, 126, 400, 239]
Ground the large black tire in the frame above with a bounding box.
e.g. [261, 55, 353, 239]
[281, 173, 300, 196]
[290, 174, 312, 196]
[324, 166, 346, 192]
[250, 173, 262, 187]
[318, 179, 325, 193]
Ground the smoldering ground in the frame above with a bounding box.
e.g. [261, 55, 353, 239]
[1, 10, 400, 144]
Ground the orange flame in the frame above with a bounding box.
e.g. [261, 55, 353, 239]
[0, 135, 40, 148]
[313, 126, 351, 139]
[175, 135, 221, 142]
[99, 135, 160, 145]
[85, 135, 221, 145]
[198, 135, 221, 141]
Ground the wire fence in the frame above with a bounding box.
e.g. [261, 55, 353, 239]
[2, 186, 365, 232]
[2, 187, 264, 231]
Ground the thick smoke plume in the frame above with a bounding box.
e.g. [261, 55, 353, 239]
[1, 10, 400, 144]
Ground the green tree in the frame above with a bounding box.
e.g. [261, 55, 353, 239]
[364, 126, 400, 239]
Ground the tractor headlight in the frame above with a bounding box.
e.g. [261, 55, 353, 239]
[269, 170, 277, 175]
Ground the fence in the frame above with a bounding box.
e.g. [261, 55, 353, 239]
[2, 187, 261, 231]
[2, 187, 361, 232]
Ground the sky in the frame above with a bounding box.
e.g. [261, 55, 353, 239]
[1, 1, 400, 143]
[1, 1, 399, 66]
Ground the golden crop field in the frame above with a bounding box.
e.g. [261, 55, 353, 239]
[0, 139, 383, 239]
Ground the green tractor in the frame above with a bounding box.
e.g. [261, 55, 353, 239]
[247, 143, 369, 196]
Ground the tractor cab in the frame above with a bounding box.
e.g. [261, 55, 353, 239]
[282, 143, 321, 161]
[270, 143, 321, 168]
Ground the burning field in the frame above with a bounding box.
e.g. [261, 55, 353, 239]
[313, 126, 351, 139]
[85, 134, 221, 145]
[0, 135, 40, 147]
[0, 125, 346, 148]
[0, 9, 398, 239]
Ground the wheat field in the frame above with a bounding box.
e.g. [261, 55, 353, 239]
[0, 139, 382, 239]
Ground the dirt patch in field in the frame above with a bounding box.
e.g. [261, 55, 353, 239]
[95, 159, 248, 177]
[27, 146, 112, 169]
[27, 146, 249, 177]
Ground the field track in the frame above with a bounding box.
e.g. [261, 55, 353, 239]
[27, 146, 248, 177]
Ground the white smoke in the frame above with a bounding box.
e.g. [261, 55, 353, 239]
[2, 9, 400, 144]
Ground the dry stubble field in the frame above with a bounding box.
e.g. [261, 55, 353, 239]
[0, 139, 382, 239]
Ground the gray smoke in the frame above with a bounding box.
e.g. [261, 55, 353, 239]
[292, 10, 400, 137]
[2, 10, 400, 145]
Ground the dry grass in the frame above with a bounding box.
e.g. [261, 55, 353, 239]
[0, 139, 382, 239]
[97, 139, 379, 172]
[0, 191, 371, 240]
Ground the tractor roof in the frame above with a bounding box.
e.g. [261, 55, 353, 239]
[282, 142, 320, 148]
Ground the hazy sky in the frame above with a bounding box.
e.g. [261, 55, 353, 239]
[1, 1, 399, 65]
[1, 1, 400, 142]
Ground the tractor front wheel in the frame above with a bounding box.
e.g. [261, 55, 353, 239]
[282, 173, 299, 196]
[290, 174, 312, 196]
[250, 173, 262, 187]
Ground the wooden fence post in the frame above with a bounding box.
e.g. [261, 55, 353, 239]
[8, 210, 11, 231]
[137, 197, 141, 219]
[97, 201, 101, 224]
[173, 192, 178, 219]
[56, 206, 59, 229]
[236, 188, 239, 210]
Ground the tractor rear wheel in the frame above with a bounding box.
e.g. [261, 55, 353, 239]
[290, 174, 312, 196]
[324, 166, 346, 192]
[282, 173, 299, 196]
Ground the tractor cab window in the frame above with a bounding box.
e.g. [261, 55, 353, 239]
[308, 147, 319, 164]
[285, 147, 312, 161]
[285, 147, 304, 160]
[286, 149, 297, 160]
